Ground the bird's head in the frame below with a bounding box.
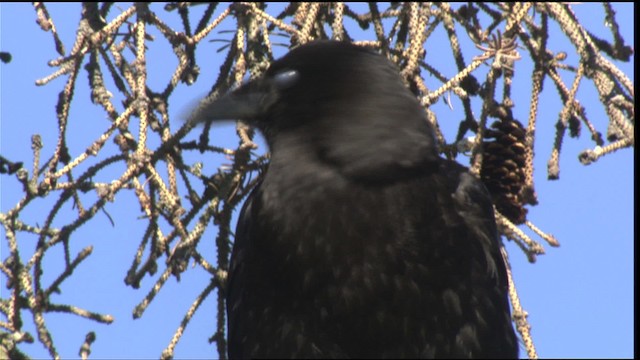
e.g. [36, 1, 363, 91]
[189, 40, 439, 183]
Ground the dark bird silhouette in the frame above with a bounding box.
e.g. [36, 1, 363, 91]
[189, 41, 519, 359]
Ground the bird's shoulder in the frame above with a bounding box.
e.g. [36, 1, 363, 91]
[233, 157, 502, 272]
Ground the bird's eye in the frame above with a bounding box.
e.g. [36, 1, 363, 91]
[272, 70, 299, 90]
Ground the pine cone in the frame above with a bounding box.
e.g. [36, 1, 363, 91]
[481, 108, 528, 224]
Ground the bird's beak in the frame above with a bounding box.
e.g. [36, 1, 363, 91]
[187, 69, 299, 125]
[187, 78, 275, 125]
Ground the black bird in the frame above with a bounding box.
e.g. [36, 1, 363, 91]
[190, 41, 519, 359]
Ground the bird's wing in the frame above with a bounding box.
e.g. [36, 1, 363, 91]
[431, 160, 518, 358]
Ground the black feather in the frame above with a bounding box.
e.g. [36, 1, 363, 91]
[190, 40, 519, 359]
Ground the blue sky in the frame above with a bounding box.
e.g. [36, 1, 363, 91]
[1, 3, 634, 359]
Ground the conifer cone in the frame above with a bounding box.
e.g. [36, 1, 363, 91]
[481, 107, 528, 224]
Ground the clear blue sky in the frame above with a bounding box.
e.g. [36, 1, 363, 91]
[1, 3, 634, 359]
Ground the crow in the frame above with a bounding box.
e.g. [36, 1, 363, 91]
[189, 40, 519, 359]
